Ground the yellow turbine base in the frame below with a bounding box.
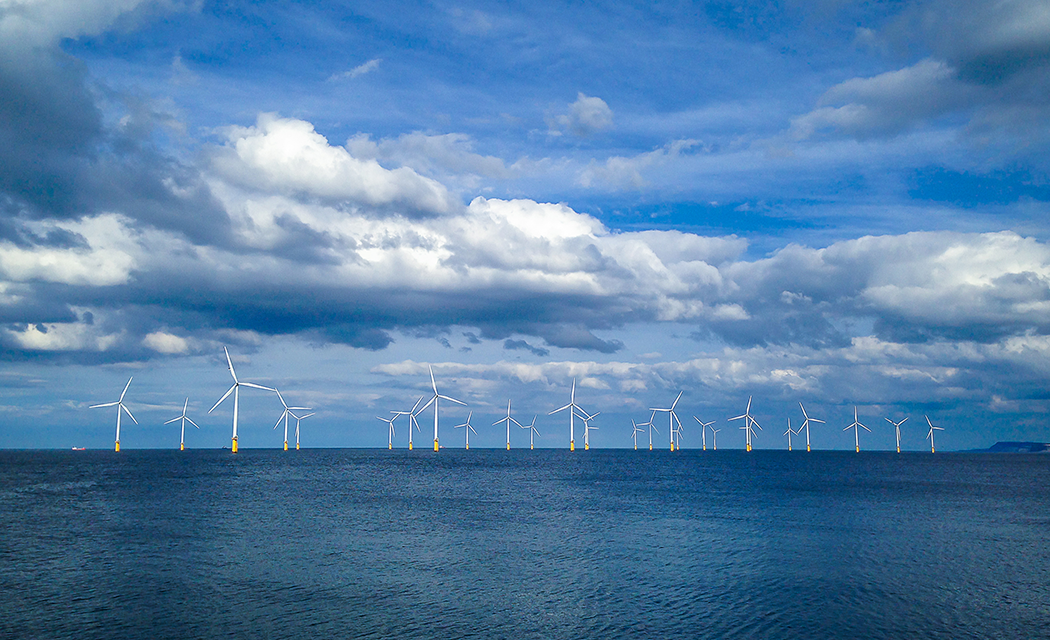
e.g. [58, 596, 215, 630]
[649, 443, 653, 451]
[670, 442, 675, 452]
[856, 446, 860, 453]
[506, 443, 510, 450]
[585, 443, 589, 450]
[433, 439, 439, 452]
[570, 440, 575, 452]
[296, 443, 299, 451]
[180, 443, 184, 451]
[231, 438, 238, 453]
[807, 444, 811, 452]
[530, 444, 534, 450]
[388, 443, 392, 450]
[897, 446, 901, 453]
[634, 444, 638, 451]
[284, 441, 288, 451]
[466, 443, 470, 450]
[931, 447, 936, 454]
[409, 441, 413, 450]
[115, 441, 120, 452]
[702, 445, 706, 451]
[789, 445, 792, 452]
[746, 443, 751, 452]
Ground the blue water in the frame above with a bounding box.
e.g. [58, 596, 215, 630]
[1, 449, 1047, 639]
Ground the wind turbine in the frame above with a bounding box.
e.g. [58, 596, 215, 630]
[649, 391, 683, 452]
[163, 397, 199, 451]
[208, 347, 275, 453]
[729, 396, 761, 451]
[673, 419, 684, 451]
[273, 389, 310, 451]
[493, 400, 522, 450]
[377, 415, 397, 449]
[292, 411, 314, 450]
[711, 428, 720, 451]
[631, 420, 645, 450]
[549, 378, 590, 451]
[454, 411, 476, 450]
[798, 402, 824, 452]
[694, 417, 714, 451]
[886, 416, 908, 453]
[844, 406, 870, 452]
[643, 410, 658, 451]
[418, 365, 466, 452]
[399, 397, 424, 450]
[784, 418, 797, 451]
[925, 415, 943, 453]
[580, 410, 599, 450]
[90, 375, 137, 451]
[521, 415, 540, 450]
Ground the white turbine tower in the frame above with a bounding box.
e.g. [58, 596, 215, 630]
[844, 406, 870, 452]
[798, 402, 824, 452]
[631, 420, 645, 450]
[549, 378, 590, 452]
[493, 400, 522, 450]
[694, 417, 715, 451]
[649, 391, 683, 452]
[711, 428, 721, 451]
[784, 418, 797, 451]
[208, 347, 275, 453]
[377, 415, 397, 450]
[886, 416, 909, 453]
[292, 411, 314, 450]
[163, 397, 199, 451]
[925, 415, 944, 453]
[400, 397, 424, 450]
[581, 410, 600, 450]
[521, 416, 540, 450]
[418, 365, 466, 452]
[273, 389, 310, 451]
[454, 411, 477, 450]
[643, 410, 658, 451]
[90, 377, 137, 452]
[729, 396, 761, 452]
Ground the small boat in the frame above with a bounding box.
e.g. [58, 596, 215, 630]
[71, 447, 86, 451]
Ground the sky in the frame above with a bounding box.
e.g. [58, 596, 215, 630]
[2, 0, 1049, 451]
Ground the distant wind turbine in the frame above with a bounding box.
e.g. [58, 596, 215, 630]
[292, 411, 313, 450]
[650, 391, 683, 452]
[208, 347, 275, 453]
[377, 415, 397, 450]
[711, 428, 720, 451]
[454, 411, 476, 450]
[399, 397, 424, 450]
[729, 396, 761, 451]
[784, 418, 797, 451]
[631, 420, 645, 450]
[581, 410, 600, 450]
[925, 415, 944, 453]
[91, 377, 136, 452]
[493, 400, 522, 450]
[273, 389, 310, 451]
[694, 417, 715, 451]
[643, 410, 658, 451]
[418, 365, 466, 452]
[798, 402, 824, 452]
[844, 406, 870, 452]
[163, 397, 198, 451]
[549, 378, 590, 452]
[521, 416, 539, 450]
[885, 417, 908, 453]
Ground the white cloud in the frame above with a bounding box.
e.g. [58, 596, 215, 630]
[143, 331, 189, 354]
[0, 214, 137, 286]
[327, 58, 382, 81]
[548, 92, 613, 137]
[577, 139, 701, 189]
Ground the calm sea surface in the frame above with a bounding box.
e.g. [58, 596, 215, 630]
[1, 449, 1047, 640]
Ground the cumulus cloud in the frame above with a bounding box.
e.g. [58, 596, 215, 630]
[548, 93, 614, 137]
[346, 131, 513, 184]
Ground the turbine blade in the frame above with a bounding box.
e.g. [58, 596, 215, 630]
[90, 401, 119, 408]
[549, 404, 570, 415]
[429, 365, 438, 394]
[671, 391, 683, 409]
[438, 394, 466, 406]
[224, 346, 238, 383]
[118, 377, 133, 402]
[186, 417, 199, 429]
[276, 388, 287, 408]
[240, 382, 275, 392]
[163, 417, 181, 424]
[120, 403, 138, 424]
[209, 385, 236, 413]
[275, 412, 286, 430]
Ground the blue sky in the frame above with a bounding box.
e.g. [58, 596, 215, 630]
[1, 0, 1049, 450]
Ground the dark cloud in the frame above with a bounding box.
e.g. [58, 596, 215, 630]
[503, 338, 549, 357]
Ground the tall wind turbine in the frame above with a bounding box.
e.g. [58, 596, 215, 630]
[292, 411, 313, 450]
[399, 396, 424, 450]
[454, 411, 476, 450]
[377, 415, 397, 450]
[208, 347, 275, 453]
[711, 428, 720, 451]
[418, 365, 466, 452]
[163, 397, 199, 451]
[798, 402, 824, 452]
[844, 406, 870, 452]
[649, 391, 683, 452]
[784, 418, 797, 451]
[493, 400, 522, 450]
[729, 396, 761, 452]
[273, 389, 310, 451]
[886, 416, 908, 453]
[694, 417, 715, 451]
[549, 378, 590, 452]
[643, 410, 658, 451]
[521, 416, 539, 450]
[631, 420, 645, 450]
[90, 377, 137, 452]
[580, 410, 600, 450]
[925, 415, 943, 453]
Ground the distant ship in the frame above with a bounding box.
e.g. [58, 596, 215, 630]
[71, 447, 86, 451]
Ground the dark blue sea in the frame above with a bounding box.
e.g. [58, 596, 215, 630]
[1, 449, 1048, 639]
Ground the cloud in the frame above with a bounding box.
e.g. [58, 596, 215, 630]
[548, 93, 614, 137]
[577, 139, 702, 189]
[346, 131, 513, 184]
[327, 58, 382, 81]
[503, 338, 549, 357]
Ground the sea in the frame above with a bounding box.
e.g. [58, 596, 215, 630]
[1, 449, 1047, 640]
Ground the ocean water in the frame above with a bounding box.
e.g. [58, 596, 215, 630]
[0, 449, 1047, 640]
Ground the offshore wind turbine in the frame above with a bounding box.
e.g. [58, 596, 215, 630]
[694, 417, 715, 451]
[273, 389, 310, 451]
[163, 397, 199, 451]
[208, 347, 275, 453]
[493, 400, 522, 450]
[90, 377, 137, 452]
[631, 420, 645, 450]
[649, 391, 683, 451]
[798, 403, 824, 452]
[643, 410, 658, 451]
[711, 428, 720, 451]
[398, 396, 424, 450]
[418, 365, 466, 452]
[377, 415, 397, 449]
[784, 418, 797, 451]
[581, 410, 600, 450]
[886, 416, 908, 453]
[549, 378, 590, 451]
[454, 411, 476, 450]
[292, 411, 313, 450]
[729, 396, 761, 451]
[844, 406, 870, 452]
[521, 416, 539, 450]
[925, 415, 944, 453]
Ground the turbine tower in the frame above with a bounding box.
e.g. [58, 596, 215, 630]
[273, 389, 310, 451]
[784, 418, 797, 451]
[844, 406, 870, 452]
[418, 365, 466, 452]
[643, 410, 658, 451]
[886, 416, 908, 453]
[521, 416, 539, 450]
[649, 391, 683, 452]
[377, 415, 397, 450]
[729, 396, 761, 451]
[208, 347, 275, 453]
[549, 378, 590, 452]
[91, 377, 136, 452]
[292, 411, 313, 450]
[711, 428, 720, 451]
[493, 400, 522, 450]
[163, 397, 199, 451]
[798, 402, 824, 452]
[631, 420, 645, 450]
[694, 417, 714, 451]
[454, 411, 476, 450]
[400, 397, 424, 450]
[580, 410, 599, 450]
[925, 415, 944, 453]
